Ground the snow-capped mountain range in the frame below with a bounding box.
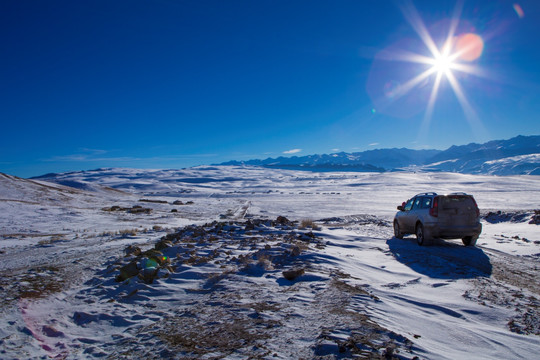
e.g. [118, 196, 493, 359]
[219, 135, 540, 175]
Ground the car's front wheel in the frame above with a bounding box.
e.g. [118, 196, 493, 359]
[394, 220, 403, 239]
[462, 235, 478, 247]
[416, 223, 426, 246]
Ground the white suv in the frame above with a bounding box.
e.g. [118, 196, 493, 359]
[393, 192, 482, 246]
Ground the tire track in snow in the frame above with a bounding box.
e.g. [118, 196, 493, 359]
[233, 200, 251, 219]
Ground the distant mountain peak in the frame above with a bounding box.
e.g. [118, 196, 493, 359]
[216, 135, 540, 175]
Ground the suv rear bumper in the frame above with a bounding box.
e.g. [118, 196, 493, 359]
[425, 222, 482, 239]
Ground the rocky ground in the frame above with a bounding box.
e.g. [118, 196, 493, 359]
[1, 168, 539, 359]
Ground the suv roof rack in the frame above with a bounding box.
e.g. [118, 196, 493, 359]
[448, 192, 469, 195]
[415, 192, 437, 197]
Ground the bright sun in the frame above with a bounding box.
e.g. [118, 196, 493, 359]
[431, 51, 454, 75]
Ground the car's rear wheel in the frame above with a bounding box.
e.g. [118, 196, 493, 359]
[462, 235, 478, 247]
[416, 223, 425, 246]
[394, 220, 403, 239]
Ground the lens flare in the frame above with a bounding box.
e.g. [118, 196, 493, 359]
[455, 33, 484, 61]
[513, 3, 525, 19]
[384, 80, 401, 99]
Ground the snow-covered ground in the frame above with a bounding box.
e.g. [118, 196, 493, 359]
[0, 167, 538, 359]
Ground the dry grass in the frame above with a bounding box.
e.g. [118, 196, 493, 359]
[37, 234, 66, 246]
[153, 305, 279, 358]
[0, 266, 67, 302]
[118, 229, 138, 237]
[299, 218, 321, 230]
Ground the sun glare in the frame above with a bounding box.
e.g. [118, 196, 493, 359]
[390, 1, 488, 139]
[432, 52, 454, 75]
[428, 39, 457, 75]
[365, 1, 490, 140]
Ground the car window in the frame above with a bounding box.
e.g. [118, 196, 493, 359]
[412, 197, 422, 210]
[404, 198, 414, 211]
[421, 197, 432, 209]
[441, 195, 474, 208]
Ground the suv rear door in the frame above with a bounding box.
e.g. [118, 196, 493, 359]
[437, 195, 478, 227]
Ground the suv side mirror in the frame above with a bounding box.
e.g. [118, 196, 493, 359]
[397, 205, 404, 211]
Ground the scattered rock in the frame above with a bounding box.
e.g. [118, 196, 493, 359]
[383, 345, 395, 358]
[103, 205, 153, 214]
[483, 210, 531, 224]
[155, 240, 173, 251]
[124, 245, 141, 257]
[275, 216, 291, 225]
[139, 267, 158, 284]
[245, 220, 255, 231]
[116, 261, 139, 282]
[282, 268, 304, 281]
[102, 205, 126, 212]
[298, 231, 316, 241]
[128, 207, 152, 214]
[113, 218, 322, 288]
[529, 210, 540, 225]
[42, 325, 65, 338]
[139, 199, 168, 204]
[290, 246, 301, 257]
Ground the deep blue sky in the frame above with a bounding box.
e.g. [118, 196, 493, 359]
[2, 0, 539, 177]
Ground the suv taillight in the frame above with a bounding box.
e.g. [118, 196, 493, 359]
[429, 197, 439, 217]
[471, 197, 480, 217]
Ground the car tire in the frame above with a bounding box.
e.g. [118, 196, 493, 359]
[462, 236, 478, 247]
[394, 220, 403, 239]
[416, 223, 426, 246]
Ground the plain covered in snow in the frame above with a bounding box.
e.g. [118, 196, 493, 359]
[0, 166, 539, 359]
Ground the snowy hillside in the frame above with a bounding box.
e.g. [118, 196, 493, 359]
[480, 154, 540, 175]
[1, 166, 539, 359]
[0, 172, 110, 205]
[218, 135, 540, 175]
[419, 135, 540, 175]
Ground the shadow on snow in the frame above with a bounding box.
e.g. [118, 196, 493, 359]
[386, 236, 492, 279]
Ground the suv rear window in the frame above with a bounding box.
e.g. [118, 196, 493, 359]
[440, 195, 474, 208]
